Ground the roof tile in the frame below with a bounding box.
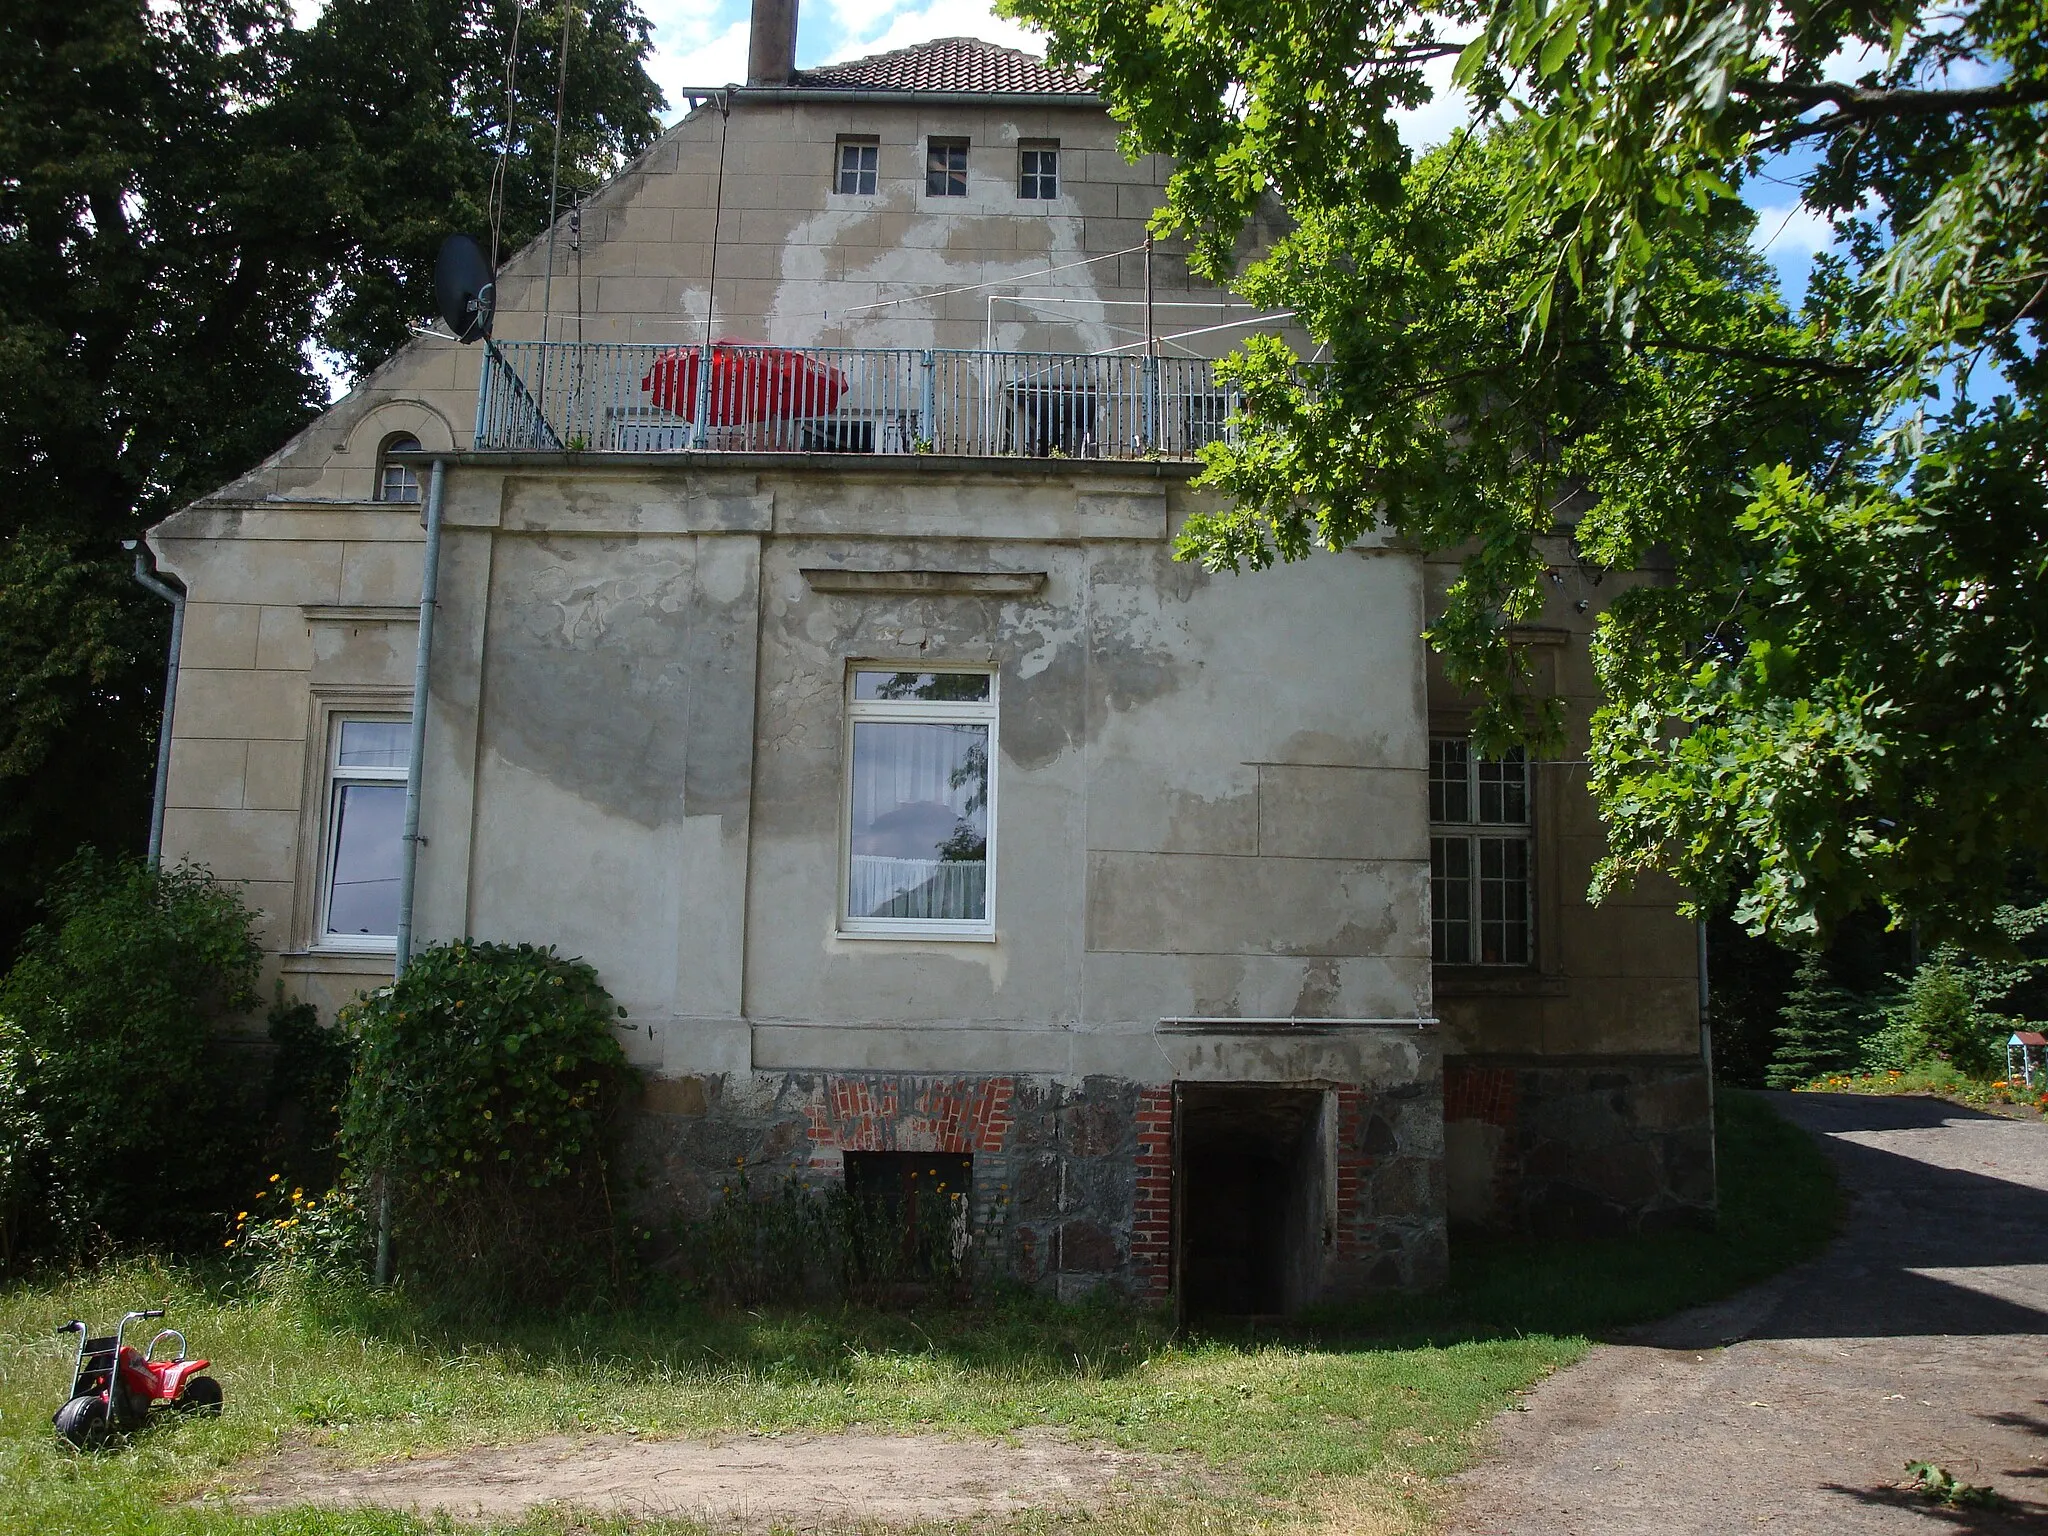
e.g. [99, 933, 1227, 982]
[793, 37, 1094, 95]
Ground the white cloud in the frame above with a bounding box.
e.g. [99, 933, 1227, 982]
[1390, 50, 1473, 152]
[850, 0, 1042, 57]
[1751, 201, 1838, 258]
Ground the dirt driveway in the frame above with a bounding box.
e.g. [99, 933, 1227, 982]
[1450, 1092, 2048, 1533]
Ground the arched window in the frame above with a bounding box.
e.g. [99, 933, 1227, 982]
[376, 433, 423, 502]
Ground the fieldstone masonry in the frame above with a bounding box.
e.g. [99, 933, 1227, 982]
[631, 1067, 1448, 1303]
[1443, 1056, 1715, 1236]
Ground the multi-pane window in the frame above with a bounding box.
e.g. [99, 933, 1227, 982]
[925, 138, 968, 197]
[835, 136, 878, 195]
[376, 434, 422, 502]
[321, 718, 409, 947]
[1018, 142, 1058, 199]
[844, 669, 995, 936]
[1429, 736, 1531, 965]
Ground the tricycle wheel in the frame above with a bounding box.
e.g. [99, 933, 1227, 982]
[54, 1394, 109, 1449]
[174, 1375, 223, 1415]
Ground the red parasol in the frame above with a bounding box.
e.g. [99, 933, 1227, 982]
[641, 342, 848, 423]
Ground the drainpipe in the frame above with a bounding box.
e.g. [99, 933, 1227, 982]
[127, 544, 184, 869]
[377, 455, 447, 1287]
[1698, 914, 1718, 1210]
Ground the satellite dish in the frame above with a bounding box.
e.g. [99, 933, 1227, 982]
[434, 234, 495, 343]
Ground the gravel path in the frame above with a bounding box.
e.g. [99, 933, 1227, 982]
[1449, 1092, 2048, 1534]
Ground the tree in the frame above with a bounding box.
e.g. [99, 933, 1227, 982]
[1002, 0, 2048, 944]
[0, 0, 661, 956]
[1765, 953, 1867, 1089]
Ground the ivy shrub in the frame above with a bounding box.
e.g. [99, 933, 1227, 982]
[338, 940, 638, 1313]
[0, 851, 262, 1267]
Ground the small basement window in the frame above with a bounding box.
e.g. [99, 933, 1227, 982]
[376, 433, 423, 502]
[926, 137, 968, 197]
[843, 1151, 973, 1281]
[835, 136, 878, 195]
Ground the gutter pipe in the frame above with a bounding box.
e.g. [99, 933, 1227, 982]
[378, 455, 446, 1288]
[129, 546, 185, 869]
[393, 456, 447, 980]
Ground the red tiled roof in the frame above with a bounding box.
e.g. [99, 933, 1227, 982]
[793, 37, 1095, 95]
[2013, 1031, 2048, 1047]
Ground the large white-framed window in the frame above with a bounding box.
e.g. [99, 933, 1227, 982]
[317, 717, 409, 950]
[841, 667, 996, 939]
[1429, 736, 1532, 966]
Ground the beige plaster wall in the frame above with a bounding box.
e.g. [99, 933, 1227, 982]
[1423, 541, 1700, 1060]
[398, 460, 1431, 1081]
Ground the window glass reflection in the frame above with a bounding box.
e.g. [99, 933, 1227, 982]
[848, 720, 988, 920]
[326, 782, 404, 937]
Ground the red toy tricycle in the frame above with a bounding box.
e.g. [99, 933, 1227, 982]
[53, 1309, 221, 1447]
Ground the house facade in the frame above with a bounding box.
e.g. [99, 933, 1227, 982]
[147, 12, 1710, 1311]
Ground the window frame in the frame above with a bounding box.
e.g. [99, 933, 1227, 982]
[375, 433, 423, 503]
[925, 137, 969, 198]
[839, 665, 999, 941]
[315, 714, 410, 954]
[834, 135, 879, 196]
[1428, 736, 1534, 968]
[1018, 140, 1059, 200]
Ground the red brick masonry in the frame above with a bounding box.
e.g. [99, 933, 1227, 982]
[800, 1075, 1016, 1159]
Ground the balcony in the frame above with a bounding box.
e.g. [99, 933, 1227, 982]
[474, 341, 1239, 461]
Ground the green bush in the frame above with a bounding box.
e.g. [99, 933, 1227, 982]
[0, 851, 262, 1266]
[1861, 906, 2048, 1077]
[338, 940, 639, 1313]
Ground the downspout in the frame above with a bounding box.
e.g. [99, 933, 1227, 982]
[377, 455, 447, 1287]
[128, 544, 185, 869]
[393, 456, 447, 978]
[1698, 915, 1717, 1210]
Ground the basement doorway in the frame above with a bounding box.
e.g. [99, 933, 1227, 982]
[1175, 1084, 1332, 1318]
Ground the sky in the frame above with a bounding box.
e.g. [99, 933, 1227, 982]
[639, 0, 1042, 108]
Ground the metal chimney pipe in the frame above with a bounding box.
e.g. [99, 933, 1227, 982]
[746, 0, 798, 85]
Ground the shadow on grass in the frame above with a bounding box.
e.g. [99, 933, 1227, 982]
[1227, 1088, 1843, 1353]
[286, 1088, 1836, 1382]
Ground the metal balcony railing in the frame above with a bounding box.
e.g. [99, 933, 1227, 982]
[473, 341, 1240, 460]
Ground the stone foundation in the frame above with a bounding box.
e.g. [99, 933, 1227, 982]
[1442, 1055, 1714, 1236]
[628, 1066, 1447, 1306]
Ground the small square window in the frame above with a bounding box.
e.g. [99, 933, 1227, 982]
[926, 138, 968, 197]
[835, 136, 878, 195]
[1019, 142, 1058, 200]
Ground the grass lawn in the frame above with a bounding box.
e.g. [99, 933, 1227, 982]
[0, 1090, 1837, 1536]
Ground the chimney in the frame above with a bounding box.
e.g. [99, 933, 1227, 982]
[746, 0, 799, 86]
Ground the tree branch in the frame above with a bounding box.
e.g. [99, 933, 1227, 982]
[1735, 74, 2048, 134]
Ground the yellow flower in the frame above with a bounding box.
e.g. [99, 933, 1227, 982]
[269, 1173, 282, 1183]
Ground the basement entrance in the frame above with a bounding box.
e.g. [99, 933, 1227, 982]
[1176, 1084, 1332, 1317]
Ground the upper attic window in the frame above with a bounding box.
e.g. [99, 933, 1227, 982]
[1019, 142, 1058, 200]
[926, 138, 968, 197]
[376, 434, 422, 502]
[835, 136, 878, 195]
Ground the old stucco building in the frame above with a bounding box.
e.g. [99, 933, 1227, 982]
[147, 10, 1711, 1312]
